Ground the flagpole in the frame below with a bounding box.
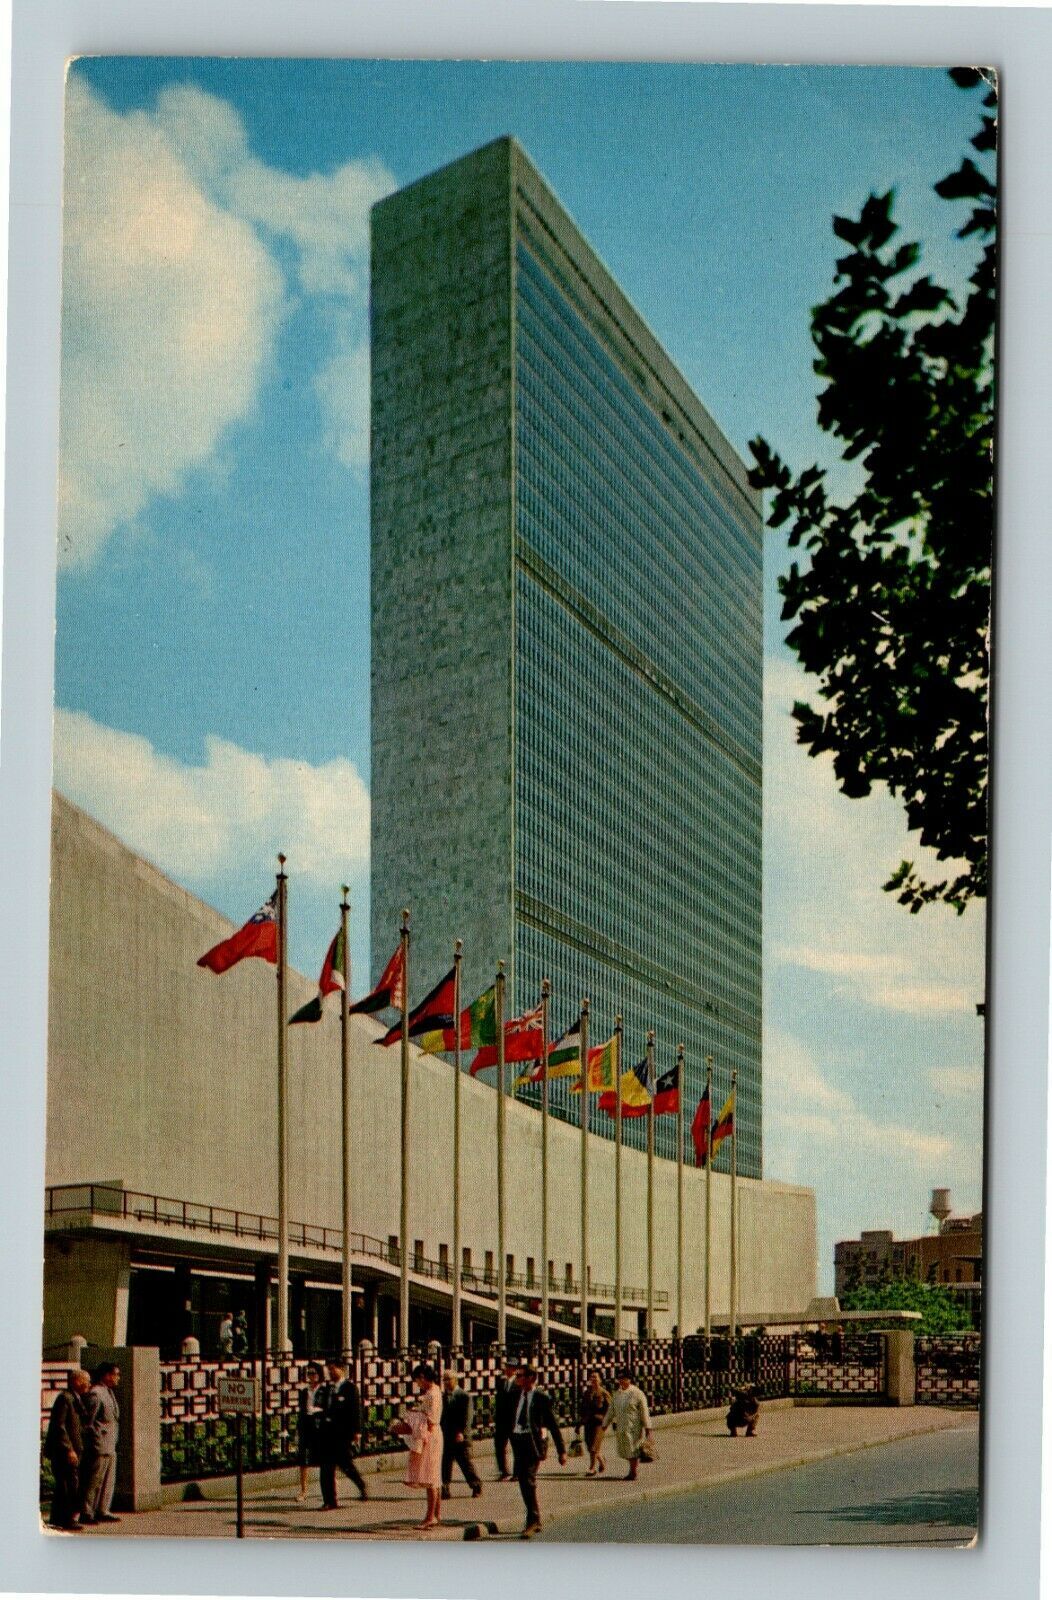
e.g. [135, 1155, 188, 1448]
[540, 977, 551, 1350]
[496, 961, 507, 1350]
[676, 1043, 685, 1339]
[340, 888, 353, 1360]
[704, 1054, 713, 1338]
[646, 1029, 655, 1341]
[399, 909, 411, 1355]
[579, 997, 590, 1352]
[275, 854, 290, 1355]
[452, 939, 463, 1353]
[729, 1067, 739, 1342]
[614, 1015, 623, 1345]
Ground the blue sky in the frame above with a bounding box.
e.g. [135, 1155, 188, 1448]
[53, 59, 988, 1289]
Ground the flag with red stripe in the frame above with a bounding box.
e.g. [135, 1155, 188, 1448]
[197, 893, 277, 975]
[691, 1085, 712, 1168]
[349, 943, 405, 1017]
[379, 966, 456, 1047]
[469, 1005, 544, 1075]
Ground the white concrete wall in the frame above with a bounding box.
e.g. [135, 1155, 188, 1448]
[47, 794, 816, 1330]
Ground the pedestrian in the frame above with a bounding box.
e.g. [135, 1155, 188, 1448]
[218, 1312, 234, 1355]
[398, 1363, 444, 1530]
[510, 1362, 567, 1539]
[579, 1369, 611, 1478]
[493, 1357, 520, 1481]
[233, 1310, 249, 1356]
[440, 1369, 482, 1500]
[601, 1369, 653, 1482]
[317, 1358, 368, 1509]
[296, 1362, 326, 1503]
[45, 1368, 91, 1531]
[726, 1386, 760, 1437]
[79, 1363, 122, 1525]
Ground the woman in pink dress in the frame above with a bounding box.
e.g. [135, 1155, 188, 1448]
[401, 1364, 444, 1530]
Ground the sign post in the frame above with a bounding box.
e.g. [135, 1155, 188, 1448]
[217, 1374, 258, 1538]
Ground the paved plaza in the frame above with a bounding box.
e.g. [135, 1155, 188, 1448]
[54, 1402, 978, 1543]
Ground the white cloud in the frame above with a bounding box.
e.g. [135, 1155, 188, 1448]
[765, 1030, 953, 1166]
[59, 79, 396, 568]
[764, 653, 985, 1012]
[313, 338, 371, 470]
[53, 707, 369, 889]
[58, 78, 285, 568]
[774, 944, 973, 1016]
[929, 1065, 985, 1097]
[763, 1029, 977, 1281]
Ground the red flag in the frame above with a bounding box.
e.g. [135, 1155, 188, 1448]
[652, 1061, 681, 1117]
[197, 894, 277, 974]
[379, 967, 456, 1047]
[348, 943, 405, 1016]
[691, 1086, 711, 1168]
[469, 1005, 544, 1075]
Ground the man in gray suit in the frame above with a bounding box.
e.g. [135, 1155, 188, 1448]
[79, 1363, 121, 1525]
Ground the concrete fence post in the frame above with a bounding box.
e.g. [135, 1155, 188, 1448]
[90, 1345, 163, 1511]
[884, 1331, 916, 1406]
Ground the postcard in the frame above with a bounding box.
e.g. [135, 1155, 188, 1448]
[41, 57, 991, 1547]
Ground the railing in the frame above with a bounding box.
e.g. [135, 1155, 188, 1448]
[44, 1183, 668, 1308]
[151, 1332, 904, 1484]
[915, 1335, 981, 1407]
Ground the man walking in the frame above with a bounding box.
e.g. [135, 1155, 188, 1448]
[440, 1369, 482, 1500]
[318, 1358, 368, 1508]
[510, 1362, 567, 1539]
[45, 1368, 90, 1531]
[493, 1358, 520, 1481]
[79, 1363, 121, 1525]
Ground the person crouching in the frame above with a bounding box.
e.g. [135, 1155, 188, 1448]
[726, 1387, 759, 1437]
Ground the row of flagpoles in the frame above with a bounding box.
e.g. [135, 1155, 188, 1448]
[197, 863, 740, 1355]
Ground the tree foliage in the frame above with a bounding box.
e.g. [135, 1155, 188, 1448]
[748, 69, 996, 914]
[841, 1273, 975, 1335]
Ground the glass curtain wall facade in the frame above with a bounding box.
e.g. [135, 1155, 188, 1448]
[371, 138, 762, 1179]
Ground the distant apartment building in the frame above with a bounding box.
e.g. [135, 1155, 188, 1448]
[834, 1203, 983, 1323]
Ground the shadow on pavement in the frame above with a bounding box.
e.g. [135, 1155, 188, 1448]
[801, 1488, 978, 1529]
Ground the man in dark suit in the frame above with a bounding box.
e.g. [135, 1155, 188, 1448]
[45, 1369, 90, 1530]
[440, 1369, 482, 1499]
[317, 1359, 368, 1507]
[493, 1358, 520, 1480]
[510, 1362, 567, 1538]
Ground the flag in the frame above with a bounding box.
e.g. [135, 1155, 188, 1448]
[197, 893, 277, 974]
[710, 1088, 735, 1162]
[379, 966, 456, 1047]
[691, 1085, 712, 1168]
[469, 1005, 544, 1075]
[289, 926, 347, 1025]
[598, 1056, 652, 1118]
[348, 943, 405, 1017]
[513, 1022, 584, 1087]
[417, 984, 498, 1055]
[653, 1060, 681, 1117]
[568, 1036, 618, 1094]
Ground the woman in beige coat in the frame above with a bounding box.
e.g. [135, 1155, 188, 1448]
[601, 1370, 653, 1481]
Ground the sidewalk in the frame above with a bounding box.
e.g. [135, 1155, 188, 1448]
[61, 1403, 977, 1542]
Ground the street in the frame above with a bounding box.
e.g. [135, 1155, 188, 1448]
[542, 1417, 979, 1546]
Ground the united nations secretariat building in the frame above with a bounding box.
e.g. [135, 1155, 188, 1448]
[44, 140, 816, 1359]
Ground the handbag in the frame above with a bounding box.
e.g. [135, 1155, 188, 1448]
[638, 1437, 656, 1465]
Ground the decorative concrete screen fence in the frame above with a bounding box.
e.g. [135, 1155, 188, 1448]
[915, 1335, 982, 1406]
[40, 1332, 979, 1509]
